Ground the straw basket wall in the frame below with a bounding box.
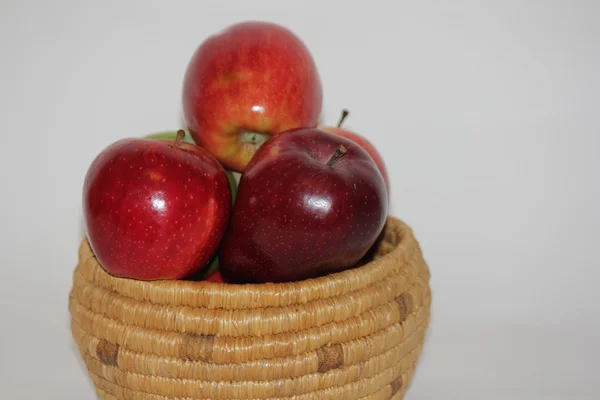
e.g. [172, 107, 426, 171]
[69, 216, 432, 399]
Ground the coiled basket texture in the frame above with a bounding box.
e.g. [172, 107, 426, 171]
[69, 216, 432, 400]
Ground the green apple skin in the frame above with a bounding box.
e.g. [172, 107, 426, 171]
[145, 130, 197, 144]
[202, 255, 220, 277]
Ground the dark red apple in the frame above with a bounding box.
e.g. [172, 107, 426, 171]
[83, 131, 232, 280]
[320, 110, 390, 198]
[219, 128, 388, 283]
[182, 20, 323, 172]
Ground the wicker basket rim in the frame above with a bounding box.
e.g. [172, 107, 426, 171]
[78, 215, 416, 306]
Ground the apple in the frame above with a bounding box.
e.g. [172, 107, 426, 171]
[205, 269, 227, 283]
[320, 110, 390, 198]
[182, 20, 323, 172]
[83, 131, 232, 280]
[143, 131, 237, 282]
[144, 130, 239, 202]
[183, 253, 220, 281]
[145, 130, 196, 144]
[219, 128, 388, 283]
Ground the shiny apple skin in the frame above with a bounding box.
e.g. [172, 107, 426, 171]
[320, 126, 390, 199]
[219, 128, 388, 283]
[144, 130, 239, 202]
[182, 21, 323, 172]
[83, 138, 232, 280]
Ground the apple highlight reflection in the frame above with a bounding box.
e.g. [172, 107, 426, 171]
[304, 194, 332, 215]
[151, 196, 166, 212]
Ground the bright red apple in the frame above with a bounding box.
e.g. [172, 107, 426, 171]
[205, 269, 227, 283]
[320, 110, 390, 198]
[182, 21, 323, 172]
[83, 131, 232, 280]
[219, 128, 388, 283]
[144, 130, 239, 202]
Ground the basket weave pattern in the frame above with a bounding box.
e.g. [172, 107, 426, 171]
[69, 216, 432, 399]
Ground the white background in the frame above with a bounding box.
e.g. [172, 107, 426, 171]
[1, 0, 598, 399]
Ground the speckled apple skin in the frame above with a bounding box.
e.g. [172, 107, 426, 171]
[83, 138, 232, 280]
[182, 21, 323, 172]
[219, 128, 388, 284]
[320, 126, 390, 200]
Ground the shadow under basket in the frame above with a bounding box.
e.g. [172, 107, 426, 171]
[69, 216, 432, 400]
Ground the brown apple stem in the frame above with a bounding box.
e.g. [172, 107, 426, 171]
[337, 109, 350, 128]
[327, 145, 348, 166]
[173, 129, 186, 148]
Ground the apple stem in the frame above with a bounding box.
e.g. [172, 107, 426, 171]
[337, 109, 350, 128]
[241, 131, 270, 148]
[173, 130, 185, 148]
[327, 145, 348, 166]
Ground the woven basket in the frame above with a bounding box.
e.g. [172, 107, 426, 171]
[69, 216, 432, 400]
